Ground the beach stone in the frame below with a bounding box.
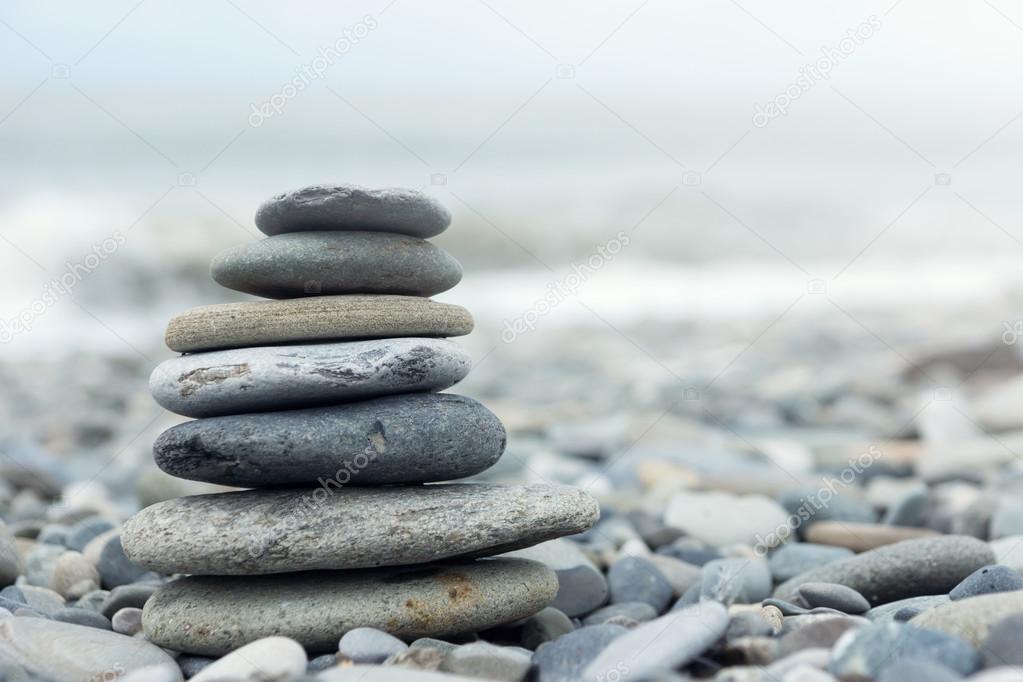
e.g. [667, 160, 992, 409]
[0, 617, 181, 680]
[150, 337, 472, 418]
[386, 647, 444, 671]
[65, 517, 115, 552]
[52, 606, 112, 630]
[804, 521, 939, 552]
[503, 539, 607, 617]
[875, 659, 964, 682]
[981, 613, 1023, 667]
[177, 656, 214, 678]
[828, 621, 980, 678]
[255, 184, 451, 238]
[702, 558, 772, 605]
[583, 602, 657, 626]
[774, 536, 994, 606]
[881, 483, 929, 527]
[727, 611, 776, 640]
[24, 542, 62, 586]
[319, 667, 495, 681]
[608, 556, 672, 612]
[165, 294, 472, 353]
[795, 583, 870, 614]
[112, 607, 143, 636]
[584, 601, 729, 680]
[440, 642, 531, 681]
[124, 484, 597, 575]
[50, 551, 100, 599]
[532, 624, 626, 682]
[308, 653, 339, 673]
[100, 584, 158, 619]
[865, 595, 950, 622]
[339, 627, 408, 663]
[777, 488, 875, 532]
[911, 591, 1023, 645]
[142, 558, 557, 656]
[0, 534, 23, 587]
[212, 231, 462, 298]
[95, 535, 149, 588]
[19, 586, 64, 616]
[664, 491, 790, 548]
[190, 636, 306, 682]
[520, 608, 574, 649]
[768, 544, 854, 583]
[154, 393, 505, 487]
[949, 564, 1023, 600]
[119, 665, 182, 682]
[646, 554, 702, 597]
[778, 615, 860, 654]
[992, 498, 1023, 539]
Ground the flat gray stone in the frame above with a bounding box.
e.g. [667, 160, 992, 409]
[911, 591, 1023, 646]
[212, 231, 462, 298]
[829, 621, 980, 678]
[796, 582, 870, 614]
[190, 636, 307, 682]
[584, 601, 729, 680]
[143, 559, 557, 656]
[768, 543, 854, 583]
[533, 624, 627, 682]
[774, 536, 994, 606]
[339, 627, 408, 664]
[502, 539, 607, 617]
[150, 338, 471, 418]
[949, 564, 1023, 600]
[255, 184, 451, 239]
[0, 617, 181, 681]
[607, 556, 672, 612]
[165, 295, 473, 353]
[440, 642, 531, 681]
[865, 594, 950, 623]
[981, 613, 1023, 668]
[122, 483, 599, 575]
[153, 393, 505, 487]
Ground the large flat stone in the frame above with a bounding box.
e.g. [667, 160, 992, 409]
[153, 393, 506, 487]
[142, 559, 556, 656]
[911, 591, 1023, 646]
[255, 184, 451, 238]
[150, 337, 471, 418]
[164, 295, 473, 353]
[211, 231, 462, 299]
[122, 483, 599, 575]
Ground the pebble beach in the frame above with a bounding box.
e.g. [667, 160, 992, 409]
[2, 186, 1023, 682]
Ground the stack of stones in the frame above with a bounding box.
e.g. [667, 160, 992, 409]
[120, 184, 598, 656]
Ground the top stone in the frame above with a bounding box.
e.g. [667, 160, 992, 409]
[255, 184, 451, 238]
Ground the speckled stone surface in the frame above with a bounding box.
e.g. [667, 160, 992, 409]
[150, 338, 471, 418]
[142, 559, 557, 655]
[255, 184, 451, 238]
[153, 393, 506, 487]
[211, 232, 462, 299]
[121, 484, 599, 575]
[164, 295, 473, 353]
[910, 591, 1023, 646]
[774, 536, 994, 606]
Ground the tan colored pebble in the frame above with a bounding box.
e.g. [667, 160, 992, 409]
[165, 295, 474, 353]
[804, 521, 938, 552]
[760, 604, 785, 633]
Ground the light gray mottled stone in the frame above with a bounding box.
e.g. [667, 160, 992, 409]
[122, 484, 599, 575]
[154, 393, 505, 487]
[255, 184, 451, 238]
[150, 338, 471, 418]
[212, 231, 462, 298]
[910, 591, 1023, 646]
[142, 559, 557, 656]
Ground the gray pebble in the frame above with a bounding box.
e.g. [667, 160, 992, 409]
[520, 607, 574, 649]
[255, 184, 451, 238]
[177, 655, 214, 678]
[153, 394, 505, 487]
[726, 611, 775, 640]
[768, 544, 854, 583]
[96, 535, 149, 589]
[882, 483, 929, 527]
[36, 524, 70, 546]
[533, 624, 627, 682]
[66, 517, 116, 552]
[608, 556, 672, 612]
[441, 641, 532, 681]
[583, 602, 657, 626]
[778, 487, 875, 533]
[52, 606, 112, 630]
[112, 607, 144, 636]
[876, 659, 963, 682]
[700, 558, 772, 605]
[212, 231, 462, 298]
[829, 621, 980, 678]
[503, 539, 608, 617]
[100, 584, 158, 619]
[981, 613, 1023, 668]
[307, 653, 339, 673]
[338, 627, 408, 664]
[796, 582, 870, 614]
[911, 591, 1023, 645]
[949, 564, 1023, 600]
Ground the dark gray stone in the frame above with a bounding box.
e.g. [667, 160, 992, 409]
[828, 621, 980, 678]
[150, 337, 472, 418]
[503, 539, 608, 618]
[768, 543, 854, 583]
[212, 231, 462, 298]
[153, 394, 505, 487]
[882, 483, 929, 527]
[100, 584, 159, 619]
[440, 642, 531, 681]
[583, 602, 657, 626]
[796, 582, 871, 613]
[777, 487, 875, 533]
[774, 536, 994, 606]
[52, 606, 112, 630]
[533, 624, 626, 682]
[255, 184, 451, 238]
[307, 654, 338, 673]
[521, 607, 574, 649]
[949, 564, 1023, 600]
[97, 535, 149, 589]
[177, 656, 214, 678]
[608, 557, 672, 612]
[66, 517, 116, 552]
[726, 611, 775, 640]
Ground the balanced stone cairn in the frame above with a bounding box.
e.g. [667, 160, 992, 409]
[121, 184, 598, 656]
